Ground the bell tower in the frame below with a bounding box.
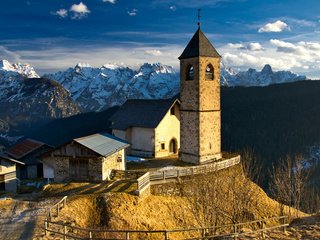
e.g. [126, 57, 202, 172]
[179, 26, 222, 164]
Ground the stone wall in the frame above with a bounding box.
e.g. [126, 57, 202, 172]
[179, 56, 222, 164]
[102, 149, 125, 180]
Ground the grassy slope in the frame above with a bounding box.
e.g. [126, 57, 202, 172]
[42, 166, 306, 239]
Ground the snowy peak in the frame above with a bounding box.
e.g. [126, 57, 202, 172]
[45, 62, 179, 112]
[0, 59, 40, 78]
[261, 64, 273, 74]
[138, 63, 176, 74]
[223, 64, 307, 87]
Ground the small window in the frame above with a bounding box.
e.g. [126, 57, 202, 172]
[117, 155, 122, 162]
[161, 143, 165, 150]
[205, 64, 214, 80]
[186, 65, 194, 80]
[170, 106, 175, 115]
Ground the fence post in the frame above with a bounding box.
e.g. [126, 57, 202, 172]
[233, 224, 237, 240]
[89, 231, 93, 239]
[44, 219, 48, 236]
[63, 225, 67, 240]
[282, 217, 287, 233]
[125, 231, 130, 240]
[164, 231, 169, 240]
[201, 229, 206, 238]
[261, 220, 265, 239]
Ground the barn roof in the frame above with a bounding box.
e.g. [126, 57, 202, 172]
[110, 98, 179, 130]
[74, 133, 129, 157]
[6, 138, 47, 160]
[0, 152, 25, 165]
[178, 28, 221, 59]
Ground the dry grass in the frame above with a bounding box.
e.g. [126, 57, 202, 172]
[37, 165, 312, 240]
[0, 198, 15, 218]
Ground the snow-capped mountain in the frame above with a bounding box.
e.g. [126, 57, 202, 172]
[0, 60, 80, 133]
[45, 63, 179, 111]
[0, 59, 39, 78]
[46, 62, 308, 111]
[224, 64, 307, 87]
[0, 59, 309, 114]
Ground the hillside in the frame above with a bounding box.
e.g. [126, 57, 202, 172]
[27, 106, 119, 146]
[37, 165, 307, 240]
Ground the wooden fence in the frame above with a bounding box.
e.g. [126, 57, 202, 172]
[43, 215, 289, 240]
[135, 172, 150, 196]
[149, 156, 241, 183]
[45, 196, 67, 222]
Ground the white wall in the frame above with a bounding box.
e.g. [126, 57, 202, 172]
[155, 102, 180, 158]
[43, 162, 54, 179]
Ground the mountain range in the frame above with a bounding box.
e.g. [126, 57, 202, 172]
[0, 60, 80, 135]
[0, 59, 309, 136]
[44, 61, 307, 112]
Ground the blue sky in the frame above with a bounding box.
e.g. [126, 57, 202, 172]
[1, 0, 320, 78]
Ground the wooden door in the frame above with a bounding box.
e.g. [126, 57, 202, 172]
[69, 159, 88, 180]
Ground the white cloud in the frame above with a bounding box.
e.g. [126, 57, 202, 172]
[228, 43, 245, 49]
[258, 20, 289, 33]
[144, 49, 163, 56]
[53, 9, 68, 18]
[169, 6, 176, 11]
[128, 9, 138, 16]
[102, 0, 116, 3]
[247, 42, 264, 51]
[70, 2, 90, 19]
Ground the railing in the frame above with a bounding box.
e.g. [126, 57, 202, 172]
[43, 215, 289, 240]
[46, 196, 68, 222]
[149, 156, 240, 183]
[135, 172, 150, 196]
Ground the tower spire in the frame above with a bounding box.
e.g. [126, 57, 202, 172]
[197, 9, 201, 28]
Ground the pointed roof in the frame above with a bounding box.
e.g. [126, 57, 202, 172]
[179, 28, 221, 59]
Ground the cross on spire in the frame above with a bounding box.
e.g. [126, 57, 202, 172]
[197, 9, 201, 28]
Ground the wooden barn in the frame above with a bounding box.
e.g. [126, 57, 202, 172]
[6, 139, 53, 179]
[110, 98, 180, 158]
[41, 133, 129, 182]
[0, 153, 24, 192]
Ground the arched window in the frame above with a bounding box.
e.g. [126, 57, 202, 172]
[205, 64, 214, 80]
[186, 65, 194, 80]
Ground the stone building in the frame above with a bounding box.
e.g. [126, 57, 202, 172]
[0, 153, 24, 192]
[179, 27, 222, 164]
[110, 98, 180, 158]
[41, 133, 129, 182]
[6, 139, 53, 179]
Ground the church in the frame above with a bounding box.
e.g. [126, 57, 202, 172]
[111, 25, 222, 165]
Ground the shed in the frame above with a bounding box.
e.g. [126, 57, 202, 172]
[0, 153, 24, 192]
[6, 139, 53, 179]
[41, 133, 129, 182]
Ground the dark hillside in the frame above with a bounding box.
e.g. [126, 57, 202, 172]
[28, 106, 119, 146]
[221, 80, 320, 185]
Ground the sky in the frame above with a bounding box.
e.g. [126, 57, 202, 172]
[1, 0, 320, 78]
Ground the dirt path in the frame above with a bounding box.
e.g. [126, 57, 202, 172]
[0, 197, 57, 240]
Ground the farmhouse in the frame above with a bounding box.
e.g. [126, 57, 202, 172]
[0, 153, 24, 192]
[6, 138, 53, 179]
[110, 98, 180, 158]
[41, 133, 129, 182]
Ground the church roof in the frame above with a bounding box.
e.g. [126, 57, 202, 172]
[110, 98, 179, 130]
[179, 28, 221, 59]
